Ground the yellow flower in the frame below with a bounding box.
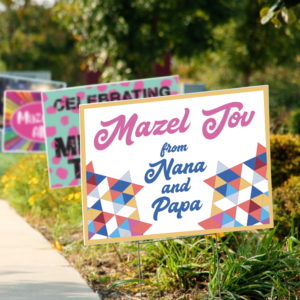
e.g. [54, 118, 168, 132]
[28, 195, 36, 205]
[206, 232, 226, 240]
[29, 177, 39, 185]
[68, 193, 74, 201]
[1, 175, 8, 183]
[74, 192, 81, 200]
[51, 240, 63, 251]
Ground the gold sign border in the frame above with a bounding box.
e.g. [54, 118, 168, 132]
[79, 85, 273, 245]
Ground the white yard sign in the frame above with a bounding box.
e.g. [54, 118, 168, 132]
[80, 86, 273, 245]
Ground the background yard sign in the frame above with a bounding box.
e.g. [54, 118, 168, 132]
[2, 90, 44, 152]
[42, 75, 179, 188]
[80, 86, 273, 245]
[0, 74, 66, 127]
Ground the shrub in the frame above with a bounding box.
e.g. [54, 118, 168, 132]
[273, 176, 300, 239]
[270, 134, 300, 187]
[208, 230, 300, 299]
[0, 154, 82, 243]
[142, 237, 213, 292]
[290, 109, 300, 134]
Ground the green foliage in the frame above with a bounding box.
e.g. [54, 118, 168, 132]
[140, 231, 300, 298]
[290, 109, 300, 134]
[208, 230, 300, 299]
[55, 0, 231, 80]
[270, 134, 300, 187]
[273, 176, 300, 238]
[1, 153, 300, 298]
[0, 152, 24, 177]
[259, 0, 300, 27]
[142, 237, 211, 291]
[0, 1, 83, 84]
[0, 154, 82, 239]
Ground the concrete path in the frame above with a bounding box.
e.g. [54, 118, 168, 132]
[0, 200, 100, 300]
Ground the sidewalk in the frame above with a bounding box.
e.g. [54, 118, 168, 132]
[0, 200, 100, 300]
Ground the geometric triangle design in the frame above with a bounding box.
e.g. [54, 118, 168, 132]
[260, 207, 270, 221]
[87, 173, 97, 184]
[226, 184, 238, 196]
[120, 219, 130, 230]
[244, 157, 256, 170]
[119, 228, 131, 237]
[257, 152, 267, 164]
[226, 192, 239, 205]
[256, 165, 267, 179]
[126, 197, 138, 208]
[85, 163, 152, 240]
[251, 186, 263, 199]
[218, 169, 239, 183]
[107, 177, 119, 189]
[109, 228, 121, 238]
[88, 232, 95, 240]
[230, 163, 243, 176]
[86, 172, 94, 181]
[226, 206, 237, 219]
[252, 172, 265, 184]
[129, 209, 140, 220]
[229, 177, 241, 190]
[114, 194, 125, 205]
[254, 158, 265, 170]
[132, 183, 143, 195]
[200, 143, 270, 230]
[94, 221, 104, 232]
[256, 143, 266, 156]
[86, 183, 97, 195]
[204, 176, 216, 188]
[97, 225, 108, 236]
[95, 174, 105, 185]
[120, 171, 132, 183]
[113, 202, 124, 214]
[89, 186, 100, 198]
[91, 200, 102, 211]
[239, 178, 251, 190]
[247, 214, 259, 226]
[123, 184, 135, 195]
[214, 176, 227, 188]
[116, 215, 127, 226]
[223, 220, 235, 228]
[211, 204, 223, 216]
[112, 180, 131, 192]
[217, 161, 228, 173]
[222, 213, 234, 224]
[123, 193, 134, 204]
[111, 190, 122, 201]
[86, 161, 94, 173]
[213, 190, 225, 202]
[88, 222, 95, 233]
[250, 208, 262, 220]
[102, 191, 112, 201]
[216, 184, 227, 197]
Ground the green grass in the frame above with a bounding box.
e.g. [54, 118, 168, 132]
[208, 230, 300, 299]
[1, 153, 300, 299]
[0, 152, 24, 176]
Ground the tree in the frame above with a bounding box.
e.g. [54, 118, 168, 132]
[54, 0, 231, 81]
[259, 0, 300, 27]
[0, 0, 83, 85]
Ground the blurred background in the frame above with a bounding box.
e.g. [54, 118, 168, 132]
[1, 0, 300, 134]
[1, 1, 300, 299]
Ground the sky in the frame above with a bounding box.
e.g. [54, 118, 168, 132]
[0, 0, 56, 11]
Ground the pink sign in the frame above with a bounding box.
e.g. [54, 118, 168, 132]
[11, 102, 44, 143]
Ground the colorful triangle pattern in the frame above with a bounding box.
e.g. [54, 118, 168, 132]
[199, 143, 270, 230]
[85, 162, 152, 240]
